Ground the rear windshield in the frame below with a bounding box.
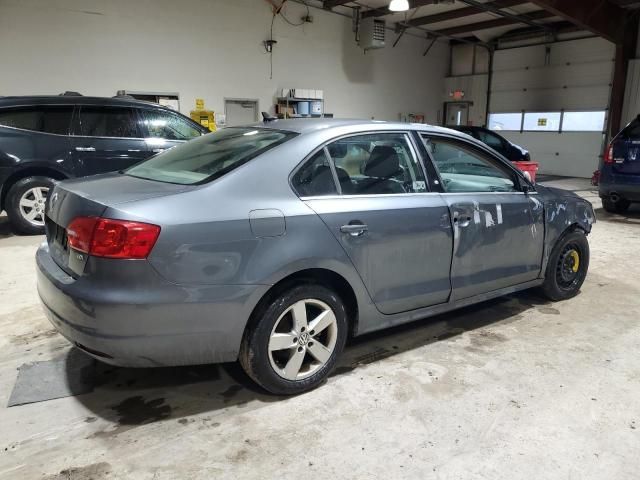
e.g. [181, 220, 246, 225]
[126, 127, 296, 185]
[621, 119, 640, 139]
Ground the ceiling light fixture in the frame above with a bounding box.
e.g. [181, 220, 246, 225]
[389, 0, 410, 11]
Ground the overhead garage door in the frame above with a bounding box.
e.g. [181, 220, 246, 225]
[488, 37, 615, 178]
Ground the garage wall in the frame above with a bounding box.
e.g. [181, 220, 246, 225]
[0, 0, 449, 122]
[491, 37, 615, 178]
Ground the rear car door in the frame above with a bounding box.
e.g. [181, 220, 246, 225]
[0, 105, 74, 170]
[421, 134, 544, 300]
[70, 105, 149, 175]
[294, 132, 453, 314]
[138, 108, 204, 154]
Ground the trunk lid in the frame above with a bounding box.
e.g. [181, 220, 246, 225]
[612, 118, 640, 175]
[45, 173, 188, 276]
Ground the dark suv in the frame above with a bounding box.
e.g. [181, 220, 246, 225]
[450, 126, 530, 162]
[599, 116, 640, 213]
[0, 95, 207, 233]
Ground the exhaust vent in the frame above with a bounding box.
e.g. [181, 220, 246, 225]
[359, 18, 385, 50]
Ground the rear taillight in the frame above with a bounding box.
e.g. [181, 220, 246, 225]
[604, 143, 614, 164]
[67, 217, 160, 259]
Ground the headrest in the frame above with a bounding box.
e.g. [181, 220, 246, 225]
[363, 146, 400, 178]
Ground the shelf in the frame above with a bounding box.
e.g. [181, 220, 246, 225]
[277, 97, 324, 102]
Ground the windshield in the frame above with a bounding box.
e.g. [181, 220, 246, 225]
[126, 127, 296, 185]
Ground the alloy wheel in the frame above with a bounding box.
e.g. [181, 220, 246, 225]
[19, 186, 49, 227]
[268, 299, 338, 381]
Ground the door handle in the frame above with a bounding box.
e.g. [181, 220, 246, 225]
[340, 223, 368, 237]
[75, 146, 96, 152]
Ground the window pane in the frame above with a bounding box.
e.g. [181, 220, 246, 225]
[141, 109, 202, 140]
[292, 150, 338, 197]
[422, 136, 517, 193]
[0, 108, 41, 131]
[488, 113, 522, 131]
[126, 127, 294, 185]
[327, 133, 427, 195]
[523, 112, 561, 131]
[41, 107, 73, 135]
[79, 107, 139, 138]
[476, 130, 504, 150]
[562, 111, 606, 132]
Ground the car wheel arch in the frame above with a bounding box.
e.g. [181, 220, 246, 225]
[1, 166, 68, 210]
[245, 268, 359, 340]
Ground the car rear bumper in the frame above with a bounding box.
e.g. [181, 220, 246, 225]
[36, 243, 269, 368]
[599, 170, 640, 201]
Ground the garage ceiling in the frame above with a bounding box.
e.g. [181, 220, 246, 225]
[322, 0, 639, 44]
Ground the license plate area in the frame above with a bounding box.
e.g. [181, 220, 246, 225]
[45, 216, 72, 273]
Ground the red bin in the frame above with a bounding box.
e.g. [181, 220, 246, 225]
[513, 161, 539, 183]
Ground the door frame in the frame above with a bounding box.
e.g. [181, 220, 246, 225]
[443, 101, 473, 127]
[224, 98, 260, 126]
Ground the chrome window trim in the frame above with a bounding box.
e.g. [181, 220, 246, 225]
[300, 190, 538, 201]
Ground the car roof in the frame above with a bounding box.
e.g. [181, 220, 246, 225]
[0, 95, 167, 109]
[247, 118, 471, 139]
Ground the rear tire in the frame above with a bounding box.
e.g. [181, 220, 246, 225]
[239, 284, 348, 395]
[6, 176, 55, 235]
[602, 197, 630, 214]
[540, 229, 590, 301]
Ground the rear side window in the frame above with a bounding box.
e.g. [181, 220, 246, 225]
[126, 127, 296, 185]
[476, 130, 504, 151]
[78, 106, 140, 138]
[326, 133, 428, 195]
[140, 109, 203, 141]
[292, 150, 338, 197]
[0, 106, 73, 134]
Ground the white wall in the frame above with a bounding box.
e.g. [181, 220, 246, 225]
[0, 0, 449, 122]
[443, 74, 488, 126]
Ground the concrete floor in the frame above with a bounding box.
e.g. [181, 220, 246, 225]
[0, 178, 639, 479]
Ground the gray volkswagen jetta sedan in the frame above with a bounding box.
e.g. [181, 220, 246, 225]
[36, 119, 595, 394]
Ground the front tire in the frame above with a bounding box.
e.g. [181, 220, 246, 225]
[6, 176, 54, 235]
[239, 284, 348, 395]
[602, 197, 630, 214]
[540, 229, 590, 301]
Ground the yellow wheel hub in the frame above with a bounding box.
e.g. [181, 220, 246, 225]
[569, 250, 580, 273]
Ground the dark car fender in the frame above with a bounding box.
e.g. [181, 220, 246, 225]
[536, 185, 595, 275]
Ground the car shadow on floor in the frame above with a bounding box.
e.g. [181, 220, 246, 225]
[67, 289, 555, 434]
[0, 215, 14, 238]
[594, 203, 640, 223]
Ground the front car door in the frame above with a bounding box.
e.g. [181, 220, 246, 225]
[293, 132, 453, 314]
[420, 134, 544, 300]
[137, 108, 204, 154]
[70, 105, 149, 176]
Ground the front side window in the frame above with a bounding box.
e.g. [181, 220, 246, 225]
[423, 136, 517, 193]
[140, 109, 203, 141]
[325, 133, 427, 195]
[126, 127, 295, 185]
[0, 106, 73, 134]
[78, 106, 139, 138]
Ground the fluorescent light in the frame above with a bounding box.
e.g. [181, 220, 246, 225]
[243, 130, 259, 136]
[389, 0, 409, 12]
